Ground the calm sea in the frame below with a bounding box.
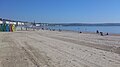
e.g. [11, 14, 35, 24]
[49, 26, 120, 34]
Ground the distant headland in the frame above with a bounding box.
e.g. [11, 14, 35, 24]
[48, 23, 120, 26]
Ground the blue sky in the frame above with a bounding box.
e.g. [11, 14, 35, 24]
[0, 0, 120, 23]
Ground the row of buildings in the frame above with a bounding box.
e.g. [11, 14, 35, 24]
[0, 18, 28, 26]
[0, 18, 50, 28]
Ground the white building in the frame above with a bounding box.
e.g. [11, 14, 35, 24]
[0, 20, 3, 24]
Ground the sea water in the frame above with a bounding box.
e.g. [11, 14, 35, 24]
[49, 26, 120, 34]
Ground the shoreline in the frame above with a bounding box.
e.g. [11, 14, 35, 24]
[49, 29, 120, 36]
[48, 25, 120, 36]
[16, 26, 120, 36]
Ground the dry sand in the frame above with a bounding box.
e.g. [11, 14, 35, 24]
[0, 30, 120, 67]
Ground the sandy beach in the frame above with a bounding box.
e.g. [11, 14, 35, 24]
[0, 30, 120, 67]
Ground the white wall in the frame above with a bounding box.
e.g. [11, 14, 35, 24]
[0, 21, 3, 24]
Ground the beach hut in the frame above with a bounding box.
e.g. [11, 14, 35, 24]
[6, 24, 10, 32]
[0, 24, 2, 31]
[10, 24, 12, 32]
[2, 23, 6, 32]
[12, 24, 16, 32]
[0, 18, 18, 32]
[8, 21, 17, 32]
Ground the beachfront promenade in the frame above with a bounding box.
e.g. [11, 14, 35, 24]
[0, 30, 120, 67]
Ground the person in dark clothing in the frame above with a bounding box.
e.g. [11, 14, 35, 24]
[42, 28, 44, 30]
[106, 33, 109, 35]
[96, 30, 99, 34]
[79, 31, 82, 33]
[100, 32, 103, 36]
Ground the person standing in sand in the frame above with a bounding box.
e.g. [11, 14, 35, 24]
[96, 30, 99, 34]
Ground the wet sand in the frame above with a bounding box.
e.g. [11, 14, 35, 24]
[0, 30, 120, 67]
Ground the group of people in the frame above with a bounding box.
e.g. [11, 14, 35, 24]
[41, 28, 109, 36]
[96, 30, 109, 36]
